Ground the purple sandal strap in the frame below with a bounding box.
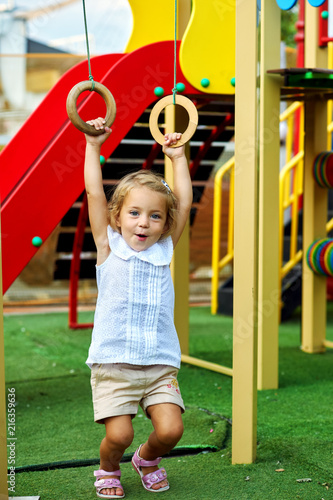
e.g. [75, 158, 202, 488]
[94, 469, 121, 478]
[94, 478, 122, 489]
[135, 445, 161, 467]
[142, 468, 168, 489]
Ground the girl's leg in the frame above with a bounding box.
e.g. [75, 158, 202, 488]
[139, 403, 184, 490]
[99, 414, 134, 497]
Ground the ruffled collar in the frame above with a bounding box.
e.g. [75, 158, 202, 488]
[107, 226, 173, 266]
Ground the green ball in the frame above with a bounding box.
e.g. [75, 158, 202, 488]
[321, 10, 329, 19]
[201, 78, 210, 88]
[100, 155, 106, 165]
[230, 77, 236, 87]
[32, 236, 43, 247]
[176, 82, 186, 92]
[154, 87, 164, 97]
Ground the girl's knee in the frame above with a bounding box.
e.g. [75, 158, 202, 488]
[106, 427, 134, 449]
[148, 403, 184, 447]
[156, 417, 184, 446]
[105, 416, 134, 449]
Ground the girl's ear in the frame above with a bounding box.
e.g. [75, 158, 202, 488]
[162, 221, 169, 234]
[115, 215, 121, 228]
[111, 215, 122, 233]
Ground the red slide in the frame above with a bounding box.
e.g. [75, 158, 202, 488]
[0, 41, 201, 292]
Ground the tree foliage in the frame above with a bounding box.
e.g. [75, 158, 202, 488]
[281, 6, 298, 47]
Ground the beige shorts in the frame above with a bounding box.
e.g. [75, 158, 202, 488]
[90, 363, 185, 423]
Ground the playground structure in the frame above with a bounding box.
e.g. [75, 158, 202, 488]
[211, 95, 333, 323]
[1, 0, 333, 497]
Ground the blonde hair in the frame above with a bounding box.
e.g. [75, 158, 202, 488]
[108, 170, 177, 239]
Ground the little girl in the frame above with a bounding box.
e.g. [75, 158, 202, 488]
[84, 117, 193, 498]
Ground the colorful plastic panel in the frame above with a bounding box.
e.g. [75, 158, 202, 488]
[125, 0, 175, 53]
[179, 0, 235, 95]
[276, 0, 325, 9]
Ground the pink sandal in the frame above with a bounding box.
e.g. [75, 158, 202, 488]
[94, 469, 125, 499]
[132, 444, 169, 492]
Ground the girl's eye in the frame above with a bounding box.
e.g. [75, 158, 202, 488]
[151, 214, 161, 220]
[130, 210, 139, 216]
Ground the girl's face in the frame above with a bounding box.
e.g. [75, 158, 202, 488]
[116, 187, 168, 252]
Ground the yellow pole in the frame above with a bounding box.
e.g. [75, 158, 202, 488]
[228, 167, 234, 257]
[164, 0, 191, 355]
[302, 99, 327, 353]
[327, 42, 333, 149]
[211, 167, 223, 315]
[211, 158, 234, 314]
[257, 0, 281, 390]
[0, 211, 8, 499]
[165, 104, 191, 356]
[232, 0, 258, 464]
[301, 3, 327, 353]
[181, 354, 233, 377]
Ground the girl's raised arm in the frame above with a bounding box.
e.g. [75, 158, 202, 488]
[163, 133, 193, 247]
[84, 118, 112, 264]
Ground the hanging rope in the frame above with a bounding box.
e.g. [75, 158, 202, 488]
[172, 0, 178, 105]
[82, 0, 95, 91]
[66, 0, 117, 135]
[148, 0, 199, 147]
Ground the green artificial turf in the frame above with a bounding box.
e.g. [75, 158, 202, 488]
[3, 307, 333, 499]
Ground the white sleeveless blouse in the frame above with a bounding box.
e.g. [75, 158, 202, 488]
[86, 226, 181, 368]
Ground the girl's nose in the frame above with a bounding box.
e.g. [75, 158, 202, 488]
[139, 216, 149, 227]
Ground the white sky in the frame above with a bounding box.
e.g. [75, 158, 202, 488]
[0, 0, 133, 54]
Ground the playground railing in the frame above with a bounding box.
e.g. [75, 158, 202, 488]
[328, 42, 333, 149]
[279, 100, 304, 280]
[279, 150, 304, 279]
[211, 98, 333, 315]
[211, 156, 234, 314]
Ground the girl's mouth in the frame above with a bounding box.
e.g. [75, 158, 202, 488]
[136, 234, 148, 241]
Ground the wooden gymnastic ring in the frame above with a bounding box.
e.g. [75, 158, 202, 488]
[66, 81, 116, 136]
[149, 94, 198, 147]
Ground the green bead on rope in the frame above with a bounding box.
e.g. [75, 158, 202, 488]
[176, 82, 186, 92]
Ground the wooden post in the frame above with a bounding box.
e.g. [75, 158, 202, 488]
[301, 2, 327, 353]
[232, 0, 258, 464]
[257, 0, 281, 389]
[302, 99, 327, 353]
[165, 104, 190, 355]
